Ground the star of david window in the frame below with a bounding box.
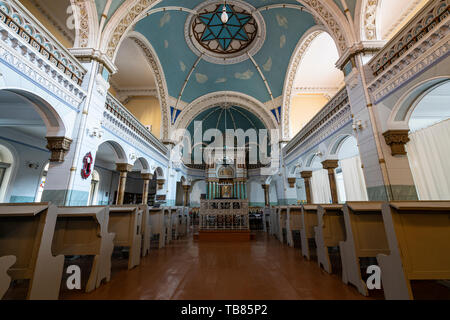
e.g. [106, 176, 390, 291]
[192, 4, 258, 55]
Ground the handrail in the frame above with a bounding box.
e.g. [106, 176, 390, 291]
[105, 93, 168, 155]
[284, 88, 349, 155]
[0, 0, 86, 86]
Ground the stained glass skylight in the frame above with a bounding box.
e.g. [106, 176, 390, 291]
[192, 4, 258, 54]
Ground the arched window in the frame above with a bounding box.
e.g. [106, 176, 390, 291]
[88, 170, 100, 206]
[35, 163, 49, 202]
[0, 144, 14, 203]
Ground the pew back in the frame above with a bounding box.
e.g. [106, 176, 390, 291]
[378, 201, 450, 300]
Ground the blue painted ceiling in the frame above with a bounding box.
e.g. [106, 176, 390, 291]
[133, 0, 316, 105]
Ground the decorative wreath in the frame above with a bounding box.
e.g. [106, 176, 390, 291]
[81, 152, 93, 179]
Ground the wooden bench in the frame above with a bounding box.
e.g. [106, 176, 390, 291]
[149, 208, 164, 249]
[288, 207, 303, 249]
[314, 204, 344, 273]
[108, 205, 143, 270]
[53, 206, 115, 293]
[377, 201, 450, 300]
[339, 202, 389, 296]
[300, 205, 319, 260]
[279, 207, 288, 245]
[140, 205, 151, 257]
[0, 203, 63, 300]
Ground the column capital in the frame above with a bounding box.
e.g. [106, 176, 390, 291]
[46, 136, 72, 162]
[287, 177, 297, 188]
[157, 179, 166, 190]
[141, 173, 153, 180]
[383, 130, 410, 156]
[321, 159, 339, 170]
[300, 171, 313, 179]
[116, 163, 133, 173]
[261, 184, 269, 190]
[182, 185, 191, 191]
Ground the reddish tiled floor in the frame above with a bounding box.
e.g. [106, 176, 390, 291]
[61, 233, 372, 300]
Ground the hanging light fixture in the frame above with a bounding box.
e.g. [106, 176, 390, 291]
[221, 1, 229, 24]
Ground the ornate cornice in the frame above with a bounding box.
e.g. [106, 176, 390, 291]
[368, 4, 450, 103]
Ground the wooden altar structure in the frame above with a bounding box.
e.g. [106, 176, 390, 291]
[198, 199, 251, 241]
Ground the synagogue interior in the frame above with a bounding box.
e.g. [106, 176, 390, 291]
[0, 0, 449, 302]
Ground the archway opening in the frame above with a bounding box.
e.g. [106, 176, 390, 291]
[0, 89, 64, 203]
[0, 144, 14, 202]
[406, 81, 450, 200]
[310, 155, 331, 204]
[289, 32, 344, 137]
[334, 136, 368, 203]
[110, 37, 162, 138]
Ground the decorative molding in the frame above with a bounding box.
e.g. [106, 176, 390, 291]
[285, 88, 350, 158]
[0, 29, 86, 107]
[46, 136, 72, 162]
[173, 91, 279, 137]
[362, 0, 379, 41]
[0, 0, 86, 86]
[282, 26, 324, 139]
[129, 32, 170, 140]
[116, 163, 133, 172]
[104, 93, 168, 154]
[383, 130, 410, 156]
[368, 2, 450, 103]
[102, 0, 351, 62]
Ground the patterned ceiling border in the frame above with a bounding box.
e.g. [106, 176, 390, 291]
[100, 0, 352, 61]
[71, 0, 98, 48]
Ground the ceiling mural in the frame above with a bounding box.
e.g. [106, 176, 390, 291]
[133, 2, 316, 105]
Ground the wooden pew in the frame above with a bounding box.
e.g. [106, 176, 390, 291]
[279, 207, 288, 244]
[377, 201, 450, 300]
[53, 206, 115, 292]
[300, 205, 319, 260]
[339, 202, 389, 296]
[149, 208, 164, 249]
[288, 207, 303, 249]
[0, 203, 64, 300]
[0, 256, 15, 299]
[140, 205, 151, 257]
[314, 204, 344, 273]
[108, 205, 143, 270]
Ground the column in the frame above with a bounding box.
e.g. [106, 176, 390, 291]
[183, 185, 190, 207]
[321, 160, 339, 204]
[116, 163, 132, 205]
[141, 173, 152, 205]
[262, 184, 270, 207]
[300, 171, 313, 204]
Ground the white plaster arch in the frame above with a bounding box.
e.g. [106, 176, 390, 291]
[122, 31, 171, 140]
[328, 133, 356, 156]
[172, 91, 279, 141]
[100, 0, 353, 61]
[71, 0, 98, 48]
[387, 77, 450, 130]
[0, 88, 67, 137]
[281, 25, 329, 139]
[0, 140, 19, 203]
[96, 140, 128, 164]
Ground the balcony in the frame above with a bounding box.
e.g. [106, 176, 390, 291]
[0, 0, 86, 87]
[284, 88, 350, 157]
[104, 93, 168, 156]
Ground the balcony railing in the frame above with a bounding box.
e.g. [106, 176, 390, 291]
[0, 0, 86, 86]
[368, 0, 449, 77]
[105, 93, 168, 155]
[284, 88, 349, 156]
